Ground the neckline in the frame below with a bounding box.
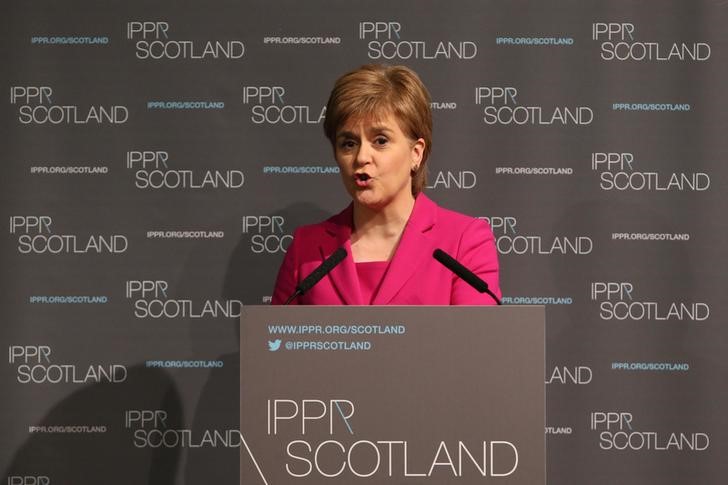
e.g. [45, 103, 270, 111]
[355, 260, 389, 266]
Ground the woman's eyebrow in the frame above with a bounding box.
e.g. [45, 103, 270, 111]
[336, 124, 394, 139]
[367, 124, 394, 135]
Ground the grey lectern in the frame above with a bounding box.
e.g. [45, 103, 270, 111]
[240, 305, 545, 485]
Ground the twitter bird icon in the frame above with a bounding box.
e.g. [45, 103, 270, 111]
[268, 339, 282, 352]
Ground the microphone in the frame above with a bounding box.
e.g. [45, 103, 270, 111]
[284, 247, 348, 305]
[433, 248, 502, 305]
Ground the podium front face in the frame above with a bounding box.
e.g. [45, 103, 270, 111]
[240, 305, 545, 485]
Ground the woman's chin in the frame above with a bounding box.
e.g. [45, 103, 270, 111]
[353, 192, 386, 211]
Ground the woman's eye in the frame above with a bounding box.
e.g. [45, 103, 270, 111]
[339, 140, 356, 150]
[374, 137, 388, 146]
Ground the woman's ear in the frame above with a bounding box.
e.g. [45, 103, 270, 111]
[411, 137, 425, 166]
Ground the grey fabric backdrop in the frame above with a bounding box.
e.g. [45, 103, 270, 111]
[1, 1, 726, 483]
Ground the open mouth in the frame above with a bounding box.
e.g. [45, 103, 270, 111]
[354, 173, 372, 187]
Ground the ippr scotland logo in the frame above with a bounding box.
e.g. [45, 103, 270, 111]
[125, 150, 244, 189]
[475, 86, 592, 125]
[241, 216, 292, 254]
[264, 398, 519, 479]
[8, 345, 127, 384]
[126, 21, 244, 59]
[10, 86, 128, 125]
[242, 85, 325, 124]
[125, 280, 242, 319]
[9, 216, 128, 254]
[590, 410, 709, 451]
[590, 281, 709, 321]
[591, 152, 709, 191]
[125, 409, 242, 448]
[480, 216, 593, 255]
[359, 21, 477, 60]
[592, 22, 710, 61]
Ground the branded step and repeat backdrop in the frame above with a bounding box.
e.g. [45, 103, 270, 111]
[2, 0, 726, 484]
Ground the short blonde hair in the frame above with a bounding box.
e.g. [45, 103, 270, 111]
[323, 64, 432, 195]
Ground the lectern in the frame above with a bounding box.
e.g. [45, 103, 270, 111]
[240, 305, 545, 484]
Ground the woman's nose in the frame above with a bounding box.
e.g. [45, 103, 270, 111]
[355, 142, 373, 165]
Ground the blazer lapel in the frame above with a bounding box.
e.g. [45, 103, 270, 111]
[372, 194, 437, 305]
[321, 204, 364, 305]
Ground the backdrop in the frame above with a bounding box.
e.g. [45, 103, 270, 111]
[2, 0, 726, 484]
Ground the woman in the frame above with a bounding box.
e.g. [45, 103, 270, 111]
[271, 64, 501, 305]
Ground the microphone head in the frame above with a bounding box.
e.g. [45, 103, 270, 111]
[433, 248, 449, 264]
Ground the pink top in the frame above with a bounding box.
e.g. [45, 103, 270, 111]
[271, 193, 501, 305]
[355, 261, 389, 304]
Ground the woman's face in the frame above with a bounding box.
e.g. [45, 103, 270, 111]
[334, 112, 425, 211]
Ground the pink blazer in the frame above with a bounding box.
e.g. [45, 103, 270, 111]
[271, 193, 501, 305]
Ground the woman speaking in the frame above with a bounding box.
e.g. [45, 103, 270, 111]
[271, 64, 501, 305]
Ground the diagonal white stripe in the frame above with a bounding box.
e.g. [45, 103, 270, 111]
[240, 432, 269, 485]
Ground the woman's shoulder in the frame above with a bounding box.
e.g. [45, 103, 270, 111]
[295, 206, 350, 234]
[422, 194, 490, 232]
